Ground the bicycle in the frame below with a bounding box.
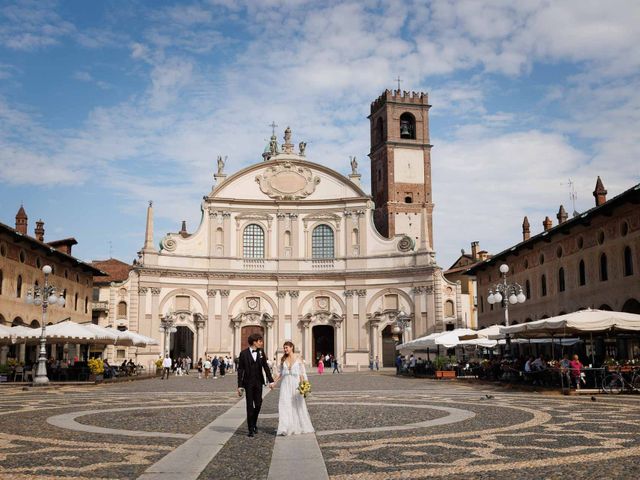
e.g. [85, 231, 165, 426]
[601, 367, 640, 394]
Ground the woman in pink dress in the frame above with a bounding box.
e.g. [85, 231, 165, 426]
[317, 357, 324, 374]
[569, 354, 583, 389]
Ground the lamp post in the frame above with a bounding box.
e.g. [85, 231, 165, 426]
[392, 310, 411, 342]
[25, 265, 66, 385]
[487, 264, 526, 356]
[159, 311, 177, 357]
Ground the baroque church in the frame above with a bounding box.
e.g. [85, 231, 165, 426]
[95, 90, 463, 368]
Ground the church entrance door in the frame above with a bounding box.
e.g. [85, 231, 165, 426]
[170, 326, 194, 359]
[312, 325, 334, 365]
[381, 325, 400, 367]
[241, 325, 264, 351]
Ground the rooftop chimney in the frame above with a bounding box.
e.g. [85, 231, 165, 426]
[593, 176, 607, 207]
[556, 205, 568, 224]
[179, 220, 188, 238]
[543, 216, 553, 231]
[471, 241, 480, 259]
[34, 219, 45, 241]
[15, 205, 28, 235]
[522, 216, 530, 241]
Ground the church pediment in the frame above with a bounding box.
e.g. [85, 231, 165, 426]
[255, 161, 321, 200]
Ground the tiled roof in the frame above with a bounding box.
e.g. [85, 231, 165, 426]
[91, 258, 133, 284]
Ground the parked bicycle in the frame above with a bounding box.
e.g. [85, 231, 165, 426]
[601, 367, 640, 394]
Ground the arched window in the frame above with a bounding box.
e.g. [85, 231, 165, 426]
[600, 253, 608, 281]
[558, 267, 565, 292]
[399, 112, 416, 139]
[624, 246, 633, 276]
[375, 117, 384, 145]
[74, 293, 79, 310]
[117, 301, 127, 317]
[16, 275, 22, 298]
[0, 269, 3, 295]
[579, 260, 586, 286]
[243, 224, 265, 258]
[541, 275, 547, 297]
[312, 225, 334, 259]
[216, 227, 223, 244]
[84, 296, 89, 314]
[480, 295, 484, 313]
[284, 231, 291, 247]
[525, 280, 531, 299]
[444, 300, 454, 317]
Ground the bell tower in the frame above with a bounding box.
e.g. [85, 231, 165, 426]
[368, 89, 433, 248]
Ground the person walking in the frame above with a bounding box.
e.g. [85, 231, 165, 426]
[161, 354, 172, 380]
[332, 357, 340, 373]
[212, 356, 219, 378]
[237, 333, 274, 437]
[197, 358, 203, 379]
[374, 355, 380, 371]
[317, 357, 324, 374]
[219, 356, 226, 377]
[203, 357, 212, 379]
[395, 354, 403, 375]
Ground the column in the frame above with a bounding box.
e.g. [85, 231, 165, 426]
[290, 214, 299, 258]
[412, 287, 425, 338]
[150, 288, 161, 351]
[290, 290, 300, 348]
[264, 317, 275, 359]
[19, 343, 26, 364]
[195, 315, 205, 361]
[206, 289, 217, 354]
[277, 213, 286, 257]
[0, 345, 8, 364]
[220, 290, 230, 352]
[138, 287, 148, 337]
[344, 290, 357, 350]
[425, 284, 435, 334]
[369, 319, 380, 362]
[232, 319, 242, 358]
[266, 218, 273, 259]
[301, 319, 312, 363]
[223, 212, 231, 256]
[333, 317, 344, 365]
[357, 289, 367, 350]
[276, 291, 287, 348]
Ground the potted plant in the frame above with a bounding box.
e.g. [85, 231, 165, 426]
[155, 358, 163, 376]
[87, 358, 105, 382]
[434, 356, 456, 379]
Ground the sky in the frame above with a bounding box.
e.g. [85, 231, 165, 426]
[1, 0, 639, 268]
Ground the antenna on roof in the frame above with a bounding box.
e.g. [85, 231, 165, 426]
[561, 178, 579, 217]
[395, 75, 402, 91]
[108, 240, 113, 259]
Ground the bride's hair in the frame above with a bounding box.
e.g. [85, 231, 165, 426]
[280, 341, 295, 365]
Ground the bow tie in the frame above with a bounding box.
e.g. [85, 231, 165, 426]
[251, 349, 257, 354]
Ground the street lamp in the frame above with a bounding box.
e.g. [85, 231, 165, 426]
[392, 310, 411, 341]
[487, 264, 526, 355]
[159, 311, 178, 357]
[25, 265, 66, 385]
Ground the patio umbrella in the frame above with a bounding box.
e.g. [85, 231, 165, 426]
[434, 328, 478, 348]
[459, 325, 504, 341]
[15, 319, 115, 345]
[110, 329, 159, 347]
[80, 323, 135, 347]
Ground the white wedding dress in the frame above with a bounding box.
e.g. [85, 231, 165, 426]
[277, 359, 315, 436]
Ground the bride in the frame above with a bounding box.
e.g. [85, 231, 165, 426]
[274, 341, 315, 435]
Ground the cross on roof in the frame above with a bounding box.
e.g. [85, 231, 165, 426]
[269, 121, 278, 136]
[395, 75, 402, 91]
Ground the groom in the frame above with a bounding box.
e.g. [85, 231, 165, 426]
[237, 333, 274, 437]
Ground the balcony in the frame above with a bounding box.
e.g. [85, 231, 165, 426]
[92, 301, 109, 312]
[311, 259, 335, 270]
[243, 258, 265, 270]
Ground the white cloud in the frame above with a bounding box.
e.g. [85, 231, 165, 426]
[0, 0, 75, 50]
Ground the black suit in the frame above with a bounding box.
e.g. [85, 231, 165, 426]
[237, 347, 274, 432]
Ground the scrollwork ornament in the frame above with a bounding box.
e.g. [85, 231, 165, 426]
[138, 287, 148, 295]
[397, 235, 415, 252]
[219, 289, 230, 297]
[289, 290, 300, 298]
[161, 236, 177, 252]
[150, 288, 161, 296]
[356, 289, 367, 297]
[206, 289, 217, 297]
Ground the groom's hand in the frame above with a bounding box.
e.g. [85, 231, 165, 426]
[237, 388, 243, 397]
[268, 382, 274, 389]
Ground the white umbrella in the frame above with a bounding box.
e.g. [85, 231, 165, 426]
[396, 332, 442, 350]
[111, 329, 159, 347]
[80, 323, 135, 347]
[459, 325, 504, 341]
[434, 328, 478, 348]
[16, 319, 114, 344]
[500, 309, 640, 338]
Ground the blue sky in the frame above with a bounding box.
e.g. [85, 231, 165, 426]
[1, 0, 639, 267]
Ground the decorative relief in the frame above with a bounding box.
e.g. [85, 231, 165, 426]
[206, 289, 217, 297]
[315, 296, 330, 310]
[246, 297, 260, 310]
[344, 290, 355, 297]
[289, 290, 300, 298]
[356, 289, 367, 297]
[219, 289, 230, 297]
[138, 287, 148, 295]
[276, 291, 287, 298]
[256, 162, 320, 200]
[160, 236, 177, 252]
[150, 288, 161, 296]
[398, 235, 415, 252]
[412, 286, 426, 294]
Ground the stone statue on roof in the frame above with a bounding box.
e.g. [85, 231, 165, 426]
[350, 156, 358, 175]
[217, 155, 226, 175]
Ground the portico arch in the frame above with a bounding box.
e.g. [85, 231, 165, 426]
[298, 290, 346, 316]
[228, 290, 278, 316]
[365, 288, 413, 315]
[159, 288, 207, 314]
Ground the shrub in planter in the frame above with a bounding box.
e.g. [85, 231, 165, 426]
[88, 358, 104, 375]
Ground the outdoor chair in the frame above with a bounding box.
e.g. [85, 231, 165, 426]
[13, 366, 24, 382]
[24, 369, 34, 382]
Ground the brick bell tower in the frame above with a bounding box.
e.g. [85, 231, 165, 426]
[368, 89, 433, 248]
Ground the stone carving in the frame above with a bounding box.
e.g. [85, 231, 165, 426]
[350, 156, 358, 175]
[289, 290, 299, 298]
[344, 290, 355, 297]
[219, 289, 230, 297]
[356, 289, 367, 297]
[217, 155, 226, 175]
[256, 162, 320, 200]
[276, 291, 287, 298]
[150, 288, 161, 296]
[299, 142, 306, 156]
[206, 289, 217, 297]
[246, 297, 260, 310]
[138, 287, 148, 295]
[160, 236, 177, 252]
[412, 286, 426, 294]
[397, 235, 415, 252]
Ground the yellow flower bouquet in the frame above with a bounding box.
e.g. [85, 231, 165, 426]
[298, 379, 311, 397]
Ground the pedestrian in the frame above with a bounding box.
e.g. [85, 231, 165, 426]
[175, 356, 183, 376]
[203, 357, 212, 379]
[161, 354, 172, 380]
[369, 355, 374, 370]
[182, 356, 190, 375]
[197, 357, 203, 379]
[375, 355, 380, 371]
[219, 356, 226, 376]
[395, 354, 402, 375]
[569, 354, 583, 389]
[212, 356, 219, 378]
[332, 357, 340, 373]
[317, 357, 324, 374]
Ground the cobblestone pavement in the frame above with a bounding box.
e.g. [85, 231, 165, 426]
[1, 372, 639, 479]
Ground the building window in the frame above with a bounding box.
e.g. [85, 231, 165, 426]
[16, 275, 22, 298]
[480, 295, 484, 313]
[539, 254, 545, 265]
[444, 300, 455, 317]
[600, 253, 608, 281]
[577, 236, 584, 249]
[175, 295, 190, 311]
[624, 246, 634, 276]
[376, 117, 384, 144]
[621, 221, 629, 237]
[556, 246, 563, 258]
[19, 250, 26, 263]
[541, 275, 547, 297]
[597, 230, 605, 245]
[92, 287, 100, 301]
[0, 269, 3, 295]
[558, 267, 565, 292]
[84, 297, 89, 314]
[312, 225, 334, 259]
[399, 112, 416, 139]
[243, 224, 265, 258]
[525, 280, 531, 299]
[579, 260, 586, 286]
[74, 293, 79, 310]
[117, 301, 127, 317]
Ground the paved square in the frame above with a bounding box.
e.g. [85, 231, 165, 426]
[1, 372, 639, 479]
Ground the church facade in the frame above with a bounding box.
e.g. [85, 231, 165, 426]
[96, 91, 463, 368]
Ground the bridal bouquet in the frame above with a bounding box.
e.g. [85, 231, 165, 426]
[298, 380, 311, 398]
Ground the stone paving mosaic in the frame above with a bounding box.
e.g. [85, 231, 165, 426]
[0, 372, 639, 479]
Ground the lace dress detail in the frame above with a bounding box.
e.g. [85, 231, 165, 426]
[277, 359, 315, 435]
